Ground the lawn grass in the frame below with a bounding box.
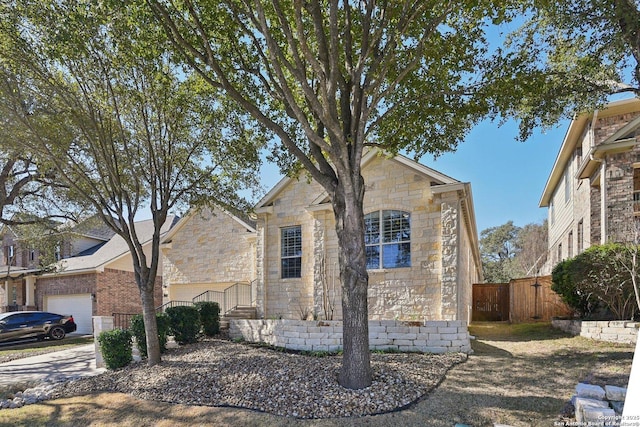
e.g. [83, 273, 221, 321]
[469, 321, 571, 341]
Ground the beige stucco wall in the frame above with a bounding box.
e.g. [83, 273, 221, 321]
[161, 207, 256, 303]
[256, 155, 480, 323]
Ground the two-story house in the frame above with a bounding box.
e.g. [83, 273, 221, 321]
[0, 216, 173, 334]
[539, 97, 640, 272]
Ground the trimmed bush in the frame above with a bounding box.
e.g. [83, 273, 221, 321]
[166, 305, 200, 344]
[196, 301, 220, 336]
[130, 313, 170, 358]
[552, 243, 639, 320]
[98, 328, 132, 370]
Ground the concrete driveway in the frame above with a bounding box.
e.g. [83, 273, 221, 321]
[0, 344, 105, 386]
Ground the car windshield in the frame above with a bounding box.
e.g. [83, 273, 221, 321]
[0, 313, 12, 321]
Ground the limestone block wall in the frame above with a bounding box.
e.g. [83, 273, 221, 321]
[552, 319, 638, 344]
[162, 207, 255, 299]
[230, 319, 472, 353]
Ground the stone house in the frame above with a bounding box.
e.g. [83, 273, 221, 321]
[163, 151, 483, 324]
[0, 216, 174, 334]
[539, 97, 640, 272]
[160, 207, 257, 303]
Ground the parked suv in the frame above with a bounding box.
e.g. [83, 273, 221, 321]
[0, 311, 77, 343]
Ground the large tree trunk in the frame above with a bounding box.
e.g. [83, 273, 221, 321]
[140, 283, 160, 366]
[333, 174, 372, 389]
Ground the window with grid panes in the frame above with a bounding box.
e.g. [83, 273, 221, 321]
[281, 226, 302, 278]
[364, 210, 411, 269]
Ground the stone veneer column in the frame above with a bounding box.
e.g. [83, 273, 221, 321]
[312, 215, 326, 319]
[440, 202, 459, 320]
[255, 217, 266, 318]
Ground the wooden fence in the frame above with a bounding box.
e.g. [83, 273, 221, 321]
[473, 276, 573, 323]
[472, 283, 510, 321]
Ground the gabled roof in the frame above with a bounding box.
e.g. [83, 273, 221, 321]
[161, 207, 255, 244]
[45, 216, 176, 275]
[540, 97, 640, 207]
[577, 113, 640, 180]
[255, 149, 459, 211]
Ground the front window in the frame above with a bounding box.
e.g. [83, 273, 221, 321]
[281, 226, 302, 278]
[365, 210, 411, 269]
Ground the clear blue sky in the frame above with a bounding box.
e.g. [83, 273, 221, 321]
[251, 117, 568, 234]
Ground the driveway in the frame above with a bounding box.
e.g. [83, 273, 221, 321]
[0, 344, 105, 386]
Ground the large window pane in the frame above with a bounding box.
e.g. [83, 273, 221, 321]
[383, 210, 410, 243]
[382, 242, 411, 268]
[365, 210, 410, 269]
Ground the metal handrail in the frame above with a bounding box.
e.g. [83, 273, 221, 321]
[156, 300, 194, 313]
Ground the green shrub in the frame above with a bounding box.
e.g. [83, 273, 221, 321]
[129, 313, 170, 358]
[98, 328, 132, 370]
[552, 243, 639, 320]
[195, 301, 220, 336]
[166, 305, 200, 344]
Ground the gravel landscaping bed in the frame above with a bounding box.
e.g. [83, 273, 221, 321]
[50, 338, 466, 419]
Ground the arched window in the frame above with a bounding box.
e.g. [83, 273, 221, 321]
[364, 210, 411, 269]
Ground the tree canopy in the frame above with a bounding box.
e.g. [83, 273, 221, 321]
[480, 220, 548, 282]
[498, 0, 640, 140]
[0, 0, 263, 365]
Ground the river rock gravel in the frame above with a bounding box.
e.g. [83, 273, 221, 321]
[50, 338, 466, 419]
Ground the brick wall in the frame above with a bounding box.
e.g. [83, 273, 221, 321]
[230, 319, 472, 353]
[35, 273, 98, 310]
[96, 268, 162, 316]
[35, 269, 162, 316]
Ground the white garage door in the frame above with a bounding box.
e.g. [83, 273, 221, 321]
[45, 294, 93, 335]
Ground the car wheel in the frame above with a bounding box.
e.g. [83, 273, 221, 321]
[49, 326, 66, 340]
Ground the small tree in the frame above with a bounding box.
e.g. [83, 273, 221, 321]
[552, 244, 639, 320]
[0, 1, 262, 366]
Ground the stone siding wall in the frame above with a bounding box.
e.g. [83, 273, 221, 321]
[230, 319, 471, 353]
[552, 319, 638, 344]
[162, 207, 255, 291]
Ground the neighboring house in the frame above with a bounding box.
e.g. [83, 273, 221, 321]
[160, 207, 257, 304]
[539, 97, 640, 273]
[0, 216, 175, 334]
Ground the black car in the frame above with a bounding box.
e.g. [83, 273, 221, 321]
[0, 311, 77, 343]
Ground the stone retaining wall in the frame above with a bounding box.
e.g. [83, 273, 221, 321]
[229, 319, 471, 353]
[552, 319, 638, 344]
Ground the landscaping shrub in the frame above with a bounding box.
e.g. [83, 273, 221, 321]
[166, 305, 200, 344]
[552, 243, 639, 320]
[129, 313, 170, 358]
[98, 328, 132, 370]
[195, 301, 220, 336]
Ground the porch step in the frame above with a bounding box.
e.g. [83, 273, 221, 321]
[220, 305, 257, 330]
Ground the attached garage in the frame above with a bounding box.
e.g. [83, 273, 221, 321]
[45, 294, 93, 335]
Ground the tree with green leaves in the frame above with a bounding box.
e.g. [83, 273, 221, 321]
[480, 220, 548, 282]
[149, 0, 527, 388]
[498, 0, 640, 140]
[552, 243, 639, 320]
[0, 1, 263, 365]
[480, 221, 521, 283]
